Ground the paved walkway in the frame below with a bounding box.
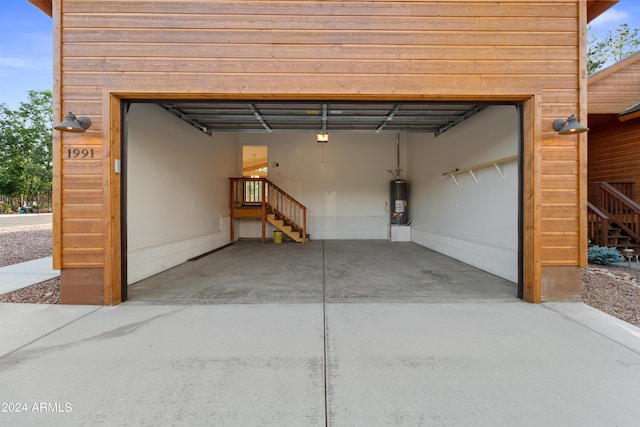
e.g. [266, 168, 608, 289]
[0, 213, 52, 228]
[0, 257, 59, 295]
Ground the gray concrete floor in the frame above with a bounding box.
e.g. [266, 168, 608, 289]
[127, 240, 517, 303]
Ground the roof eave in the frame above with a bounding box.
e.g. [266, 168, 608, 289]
[619, 104, 640, 122]
[588, 51, 640, 86]
[27, 0, 52, 17]
[587, 0, 620, 23]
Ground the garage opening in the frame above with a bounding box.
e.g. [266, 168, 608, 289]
[121, 100, 522, 302]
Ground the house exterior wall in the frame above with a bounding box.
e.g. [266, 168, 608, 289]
[408, 106, 519, 283]
[588, 53, 640, 115]
[50, 0, 589, 304]
[587, 118, 640, 204]
[587, 53, 640, 205]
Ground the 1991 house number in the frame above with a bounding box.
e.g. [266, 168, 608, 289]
[66, 147, 95, 159]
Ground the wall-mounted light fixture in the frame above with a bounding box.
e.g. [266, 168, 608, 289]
[553, 114, 589, 135]
[316, 132, 329, 143]
[54, 112, 91, 133]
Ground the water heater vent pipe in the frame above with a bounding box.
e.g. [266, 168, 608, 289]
[388, 133, 402, 180]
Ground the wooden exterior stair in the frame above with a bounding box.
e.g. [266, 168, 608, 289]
[230, 178, 308, 244]
[588, 182, 640, 254]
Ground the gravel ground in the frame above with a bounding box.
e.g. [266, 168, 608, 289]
[0, 224, 53, 268]
[0, 223, 60, 304]
[1, 225, 639, 327]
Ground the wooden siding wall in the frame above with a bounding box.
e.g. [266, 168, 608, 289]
[588, 118, 640, 204]
[55, 0, 587, 303]
[588, 57, 640, 114]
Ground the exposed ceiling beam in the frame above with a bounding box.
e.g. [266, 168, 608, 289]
[435, 105, 487, 136]
[248, 104, 272, 132]
[321, 104, 328, 132]
[376, 105, 401, 133]
[161, 104, 212, 136]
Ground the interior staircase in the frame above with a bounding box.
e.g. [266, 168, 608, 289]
[229, 177, 308, 243]
[588, 182, 640, 254]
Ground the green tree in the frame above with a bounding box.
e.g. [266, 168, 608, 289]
[588, 23, 640, 75]
[0, 90, 53, 209]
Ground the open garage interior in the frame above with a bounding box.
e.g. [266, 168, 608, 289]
[123, 101, 521, 301]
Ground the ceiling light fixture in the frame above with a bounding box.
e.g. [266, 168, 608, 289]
[316, 132, 329, 143]
[553, 114, 589, 135]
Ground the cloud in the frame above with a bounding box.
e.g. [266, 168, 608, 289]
[0, 56, 51, 70]
[590, 9, 632, 28]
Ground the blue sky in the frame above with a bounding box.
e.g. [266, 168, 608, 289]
[0, 1, 53, 110]
[0, 1, 639, 110]
[589, 0, 640, 39]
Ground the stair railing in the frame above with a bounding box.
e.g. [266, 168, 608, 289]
[264, 180, 307, 240]
[230, 177, 265, 207]
[229, 177, 307, 243]
[608, 181, 634, 200]
[587, 201, 609, 246]
[595, 182, 640, 244]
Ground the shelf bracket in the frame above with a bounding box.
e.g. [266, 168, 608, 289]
[494, 162, 505, 180]
[441, 155, 517, 186]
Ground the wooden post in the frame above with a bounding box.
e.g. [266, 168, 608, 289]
[261, 179, 266, 244]
[303, 208, 307, 243]
[229, 179, 234, 243]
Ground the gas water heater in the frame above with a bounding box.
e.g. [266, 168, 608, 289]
[390, 179, 408, 225]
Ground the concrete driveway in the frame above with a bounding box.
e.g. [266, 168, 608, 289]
[1, 299, 639, 426]
[2, 240, 640, 425]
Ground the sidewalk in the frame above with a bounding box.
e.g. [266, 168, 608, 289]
[0, 257, 59, 295]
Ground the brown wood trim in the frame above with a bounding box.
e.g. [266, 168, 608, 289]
[522, 96, 542, 303]
[229, 179, 235, 243]
[109, 92, 532, 104]
[104, 94, 122, 305]
[619, 110, 640, 122]
[587, 0, 619, 23]
[261, 179, 266, 243]
[27, 0, 52, 16]
[51, 0, 62, 270]
[579, 1, 589, 268]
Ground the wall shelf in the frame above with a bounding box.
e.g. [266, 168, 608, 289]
[442, 155, 518, 186]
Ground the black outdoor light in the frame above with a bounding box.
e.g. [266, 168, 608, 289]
[553, 114, 589, 135]
[54, 112, 91, 133]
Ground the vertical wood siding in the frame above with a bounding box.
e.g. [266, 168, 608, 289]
[56, 1, 585, 280]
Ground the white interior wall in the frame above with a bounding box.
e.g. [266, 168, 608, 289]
[407, 105, 519, 282]
[127, 104, 237, 284]
[236, 133, 407, 239]
[126, 103, 517, 285]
